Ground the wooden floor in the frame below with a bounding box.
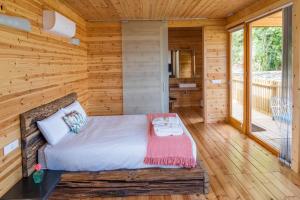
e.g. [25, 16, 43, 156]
[53, 107, 300, 200]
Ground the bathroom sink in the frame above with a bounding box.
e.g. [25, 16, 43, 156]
[179, 83, 197, 88]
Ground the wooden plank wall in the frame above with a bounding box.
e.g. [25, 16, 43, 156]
[0, 3, 231, 196]
[0, 0, 88, 196]
[203, 26, 228, 123]
[292, 0, 300, 173]
[169, 28, 203, 108]
[86, 22, 123, 116]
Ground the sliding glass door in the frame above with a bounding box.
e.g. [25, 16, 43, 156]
[228, 7, 293, 165]
[248, 11, 283, 151]
[248, 8, 292, 163]
[229, 28, 245, 130]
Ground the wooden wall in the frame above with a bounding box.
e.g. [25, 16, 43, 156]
[292, 0, 300, 173]
[0, 0, 88, 196]
[0, 2, 231, 195]
[203, 26, 228, 123]
[168, 28, 203, 108]
[87, 22, 123, 116]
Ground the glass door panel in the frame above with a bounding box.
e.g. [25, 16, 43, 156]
[249, 11, 283, 151]
[230, 29, 244, 124]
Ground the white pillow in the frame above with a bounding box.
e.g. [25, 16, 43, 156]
[37, 110, 70, 146]
[62, 101, 87, 118]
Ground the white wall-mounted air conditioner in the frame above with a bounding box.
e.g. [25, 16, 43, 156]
[43, 10, 76, 38]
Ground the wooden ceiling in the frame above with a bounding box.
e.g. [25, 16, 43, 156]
[64, 0, 259, 21]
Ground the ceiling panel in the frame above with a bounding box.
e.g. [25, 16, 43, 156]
[64, 0, 258, 21]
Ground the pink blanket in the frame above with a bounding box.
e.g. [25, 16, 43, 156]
[144, 113, 196, 168]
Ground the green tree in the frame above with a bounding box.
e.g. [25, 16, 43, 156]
[231, 30, 244, 67]
[231, 27, 282, 72]
[252, 27, 282, 71]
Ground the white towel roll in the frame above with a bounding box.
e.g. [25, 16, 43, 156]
[152, 117, 179, 126]
[153, 124, 183, 136]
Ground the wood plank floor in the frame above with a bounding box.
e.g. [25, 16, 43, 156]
[53, 107, 300, 200]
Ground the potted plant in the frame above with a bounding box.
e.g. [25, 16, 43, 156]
[32, 164, 44, 184]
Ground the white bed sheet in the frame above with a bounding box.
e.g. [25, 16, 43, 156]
[41, 114, 197, 171]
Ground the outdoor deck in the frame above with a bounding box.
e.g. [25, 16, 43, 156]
[232, 101, 282, 150]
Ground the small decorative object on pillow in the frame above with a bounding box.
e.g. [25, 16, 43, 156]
[33, 164, 44, 184]
[63, 111, 87, 134]
[63, 101, 87, 119]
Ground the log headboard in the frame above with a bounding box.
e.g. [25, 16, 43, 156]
[20, 93, 77, 177]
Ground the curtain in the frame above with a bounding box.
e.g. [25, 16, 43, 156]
[279, 5, 293, 166]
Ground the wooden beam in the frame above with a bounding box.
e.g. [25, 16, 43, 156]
[226, 0, 292, 29]
[251, 11, 282, 27]
[168, 19, 226, 28]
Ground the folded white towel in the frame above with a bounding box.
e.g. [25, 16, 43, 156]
[153, 124, 183, 136]
[152, 117, 179, 126]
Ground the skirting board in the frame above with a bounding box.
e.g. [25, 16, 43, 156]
[50, 158, 209, 199]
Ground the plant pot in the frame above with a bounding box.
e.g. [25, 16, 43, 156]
[33, 170, 44, 184]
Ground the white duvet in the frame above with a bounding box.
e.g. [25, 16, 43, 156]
[41, 114, 197, 171]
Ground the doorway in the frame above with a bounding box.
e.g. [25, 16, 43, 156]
[229, 7, 293, 162]
[168, 27, 204, 122]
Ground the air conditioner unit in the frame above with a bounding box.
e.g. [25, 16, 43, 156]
[43, 10, 76, 38]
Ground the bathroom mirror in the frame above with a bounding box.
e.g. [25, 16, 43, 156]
[168, 49, 195, 78]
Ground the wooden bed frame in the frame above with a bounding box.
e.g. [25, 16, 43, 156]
[20, 92, 209, 198]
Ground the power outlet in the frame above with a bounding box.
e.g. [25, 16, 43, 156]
[4, 140, 19, 156]
[211, 79, 222, 84]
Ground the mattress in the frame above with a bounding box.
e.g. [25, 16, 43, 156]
[39, 114, 197, 171]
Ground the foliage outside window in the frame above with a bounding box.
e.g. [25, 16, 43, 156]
[231, 27, 283, 72]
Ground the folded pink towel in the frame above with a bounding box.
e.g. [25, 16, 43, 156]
[144, 113, 196, 168]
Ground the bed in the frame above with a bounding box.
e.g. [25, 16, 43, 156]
[20, 93, 209, 198]
[39, 115, 197, 171]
